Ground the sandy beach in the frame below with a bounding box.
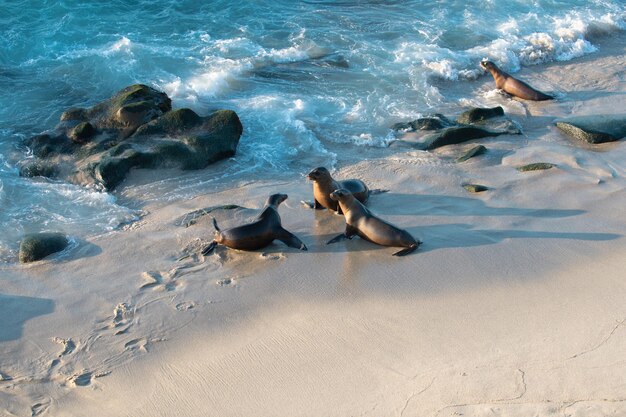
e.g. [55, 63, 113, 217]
[1, 34, 625, 417]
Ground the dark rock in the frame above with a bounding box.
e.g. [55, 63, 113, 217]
[69, 122, 96, 143]
[517, 163, 555, 172]
[457, 145, 487, 162]
[418, 126, 501, 150]
[457, 106, 504, 124]
[19, 161, 58, 178]
[20, 85, 243, 191]
[60, 107, 88, 122]
[463, 184, 488, 193]
[133, 108, 203, 136]
[19, 232, 69, 263]
[392, 114, 454, 131]
[555, 115, 626, 144]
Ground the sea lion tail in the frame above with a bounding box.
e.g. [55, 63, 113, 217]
[212, 217, 221, 232]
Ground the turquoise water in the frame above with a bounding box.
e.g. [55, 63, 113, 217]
[0, 0, 624, 260]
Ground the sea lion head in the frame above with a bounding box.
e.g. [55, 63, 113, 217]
[267, 193, 288, 207]
[307, 167, 331, 182]
[480, 60, 497, 72]
[329, 188, 351, 202]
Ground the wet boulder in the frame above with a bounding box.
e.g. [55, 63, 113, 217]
[555, 114, 626, 144]
[393, 106, 521, 150]
[19, 232, 69, 263]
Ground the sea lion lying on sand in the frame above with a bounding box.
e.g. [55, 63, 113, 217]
[202, 193, 307, 254]
[481, 60, 553, 101]
[326, 189, 421, 256]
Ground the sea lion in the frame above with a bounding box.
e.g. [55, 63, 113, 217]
[480, 60, 553, 101]
[326, 189, 421, 256]
[201, 193, 307, 254]
[305, 167, 369, 214]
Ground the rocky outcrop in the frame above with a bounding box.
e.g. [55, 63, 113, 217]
[21, 84, 243, 190]
[19, 232, 69, 263]
[555, 115, 626, 144]
[392, 106, 521, 151]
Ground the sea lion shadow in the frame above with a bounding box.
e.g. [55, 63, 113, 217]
[372, 193, 585, 219]
[0, 293, 55, 342]
[410, 223, 620, 253]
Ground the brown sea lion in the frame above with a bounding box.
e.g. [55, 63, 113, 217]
[201, 193, 307, 254]
[305, 167, 369, 214]
[480, 60, 553, 101]
[326, 189, 421, 256]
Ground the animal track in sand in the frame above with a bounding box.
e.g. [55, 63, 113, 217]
[110, 302, 134, 331]
[260, 252, 285, 261]
[31, 399, 51, 416]
[52, 337, 76, 357]
[217, 277, 237, 286]
[175, 301, 196, 311]
[124, 338, 148, 352]
[68, 371, 93, 387]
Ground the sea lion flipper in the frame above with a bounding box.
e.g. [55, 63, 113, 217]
[212, 217, 221, 232]
[299, 199, 324, 210]
[277, 230, 307, 251]
[392, 243, 419, 257]
[327, 225, 357, 244]
[201, 241, 218, 255]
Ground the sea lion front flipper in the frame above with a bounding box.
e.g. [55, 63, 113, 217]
[300, 199, 324, 210]
[277, 230, 307, 251]
[326, 225, 357, 244]
[201, 241, 218, 255]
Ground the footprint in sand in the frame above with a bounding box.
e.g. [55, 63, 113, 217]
[52, 337, 77, 357]
[260, 252, 285, 261]
[216, 277, 241, 287]
[140, 270, 182, 292]
[31, 399, 51, 416]
[106, 302, 135, 336]
[175, 301, 196, 311]
[68, 371, 93, 387]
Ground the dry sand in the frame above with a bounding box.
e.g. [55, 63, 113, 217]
[1, 35, 625, 417]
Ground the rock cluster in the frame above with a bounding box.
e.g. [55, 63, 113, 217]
[20, 84, 243, 190]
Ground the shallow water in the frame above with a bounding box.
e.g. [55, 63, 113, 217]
[0, 0, 624, 260]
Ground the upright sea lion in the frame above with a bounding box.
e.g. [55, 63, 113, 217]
[480, 60, 553, 101]
[305, 167, 369, 214]
[326, 189, 421, 256]
[201, 193, 307, 254]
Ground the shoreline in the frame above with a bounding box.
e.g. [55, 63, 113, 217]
[1, 32, 625, 416]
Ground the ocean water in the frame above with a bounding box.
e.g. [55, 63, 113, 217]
[0, 0, 624, 261]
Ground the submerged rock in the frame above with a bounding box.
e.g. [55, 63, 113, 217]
[456, 145, 487, 162]
[392, 114, 454, 132]
[19, 232, 69, 263]
[463, 184, 488, 193]
[555, 114, 626, 144]
[23, 84, 243, 191]
[517, 162, 555, 172]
